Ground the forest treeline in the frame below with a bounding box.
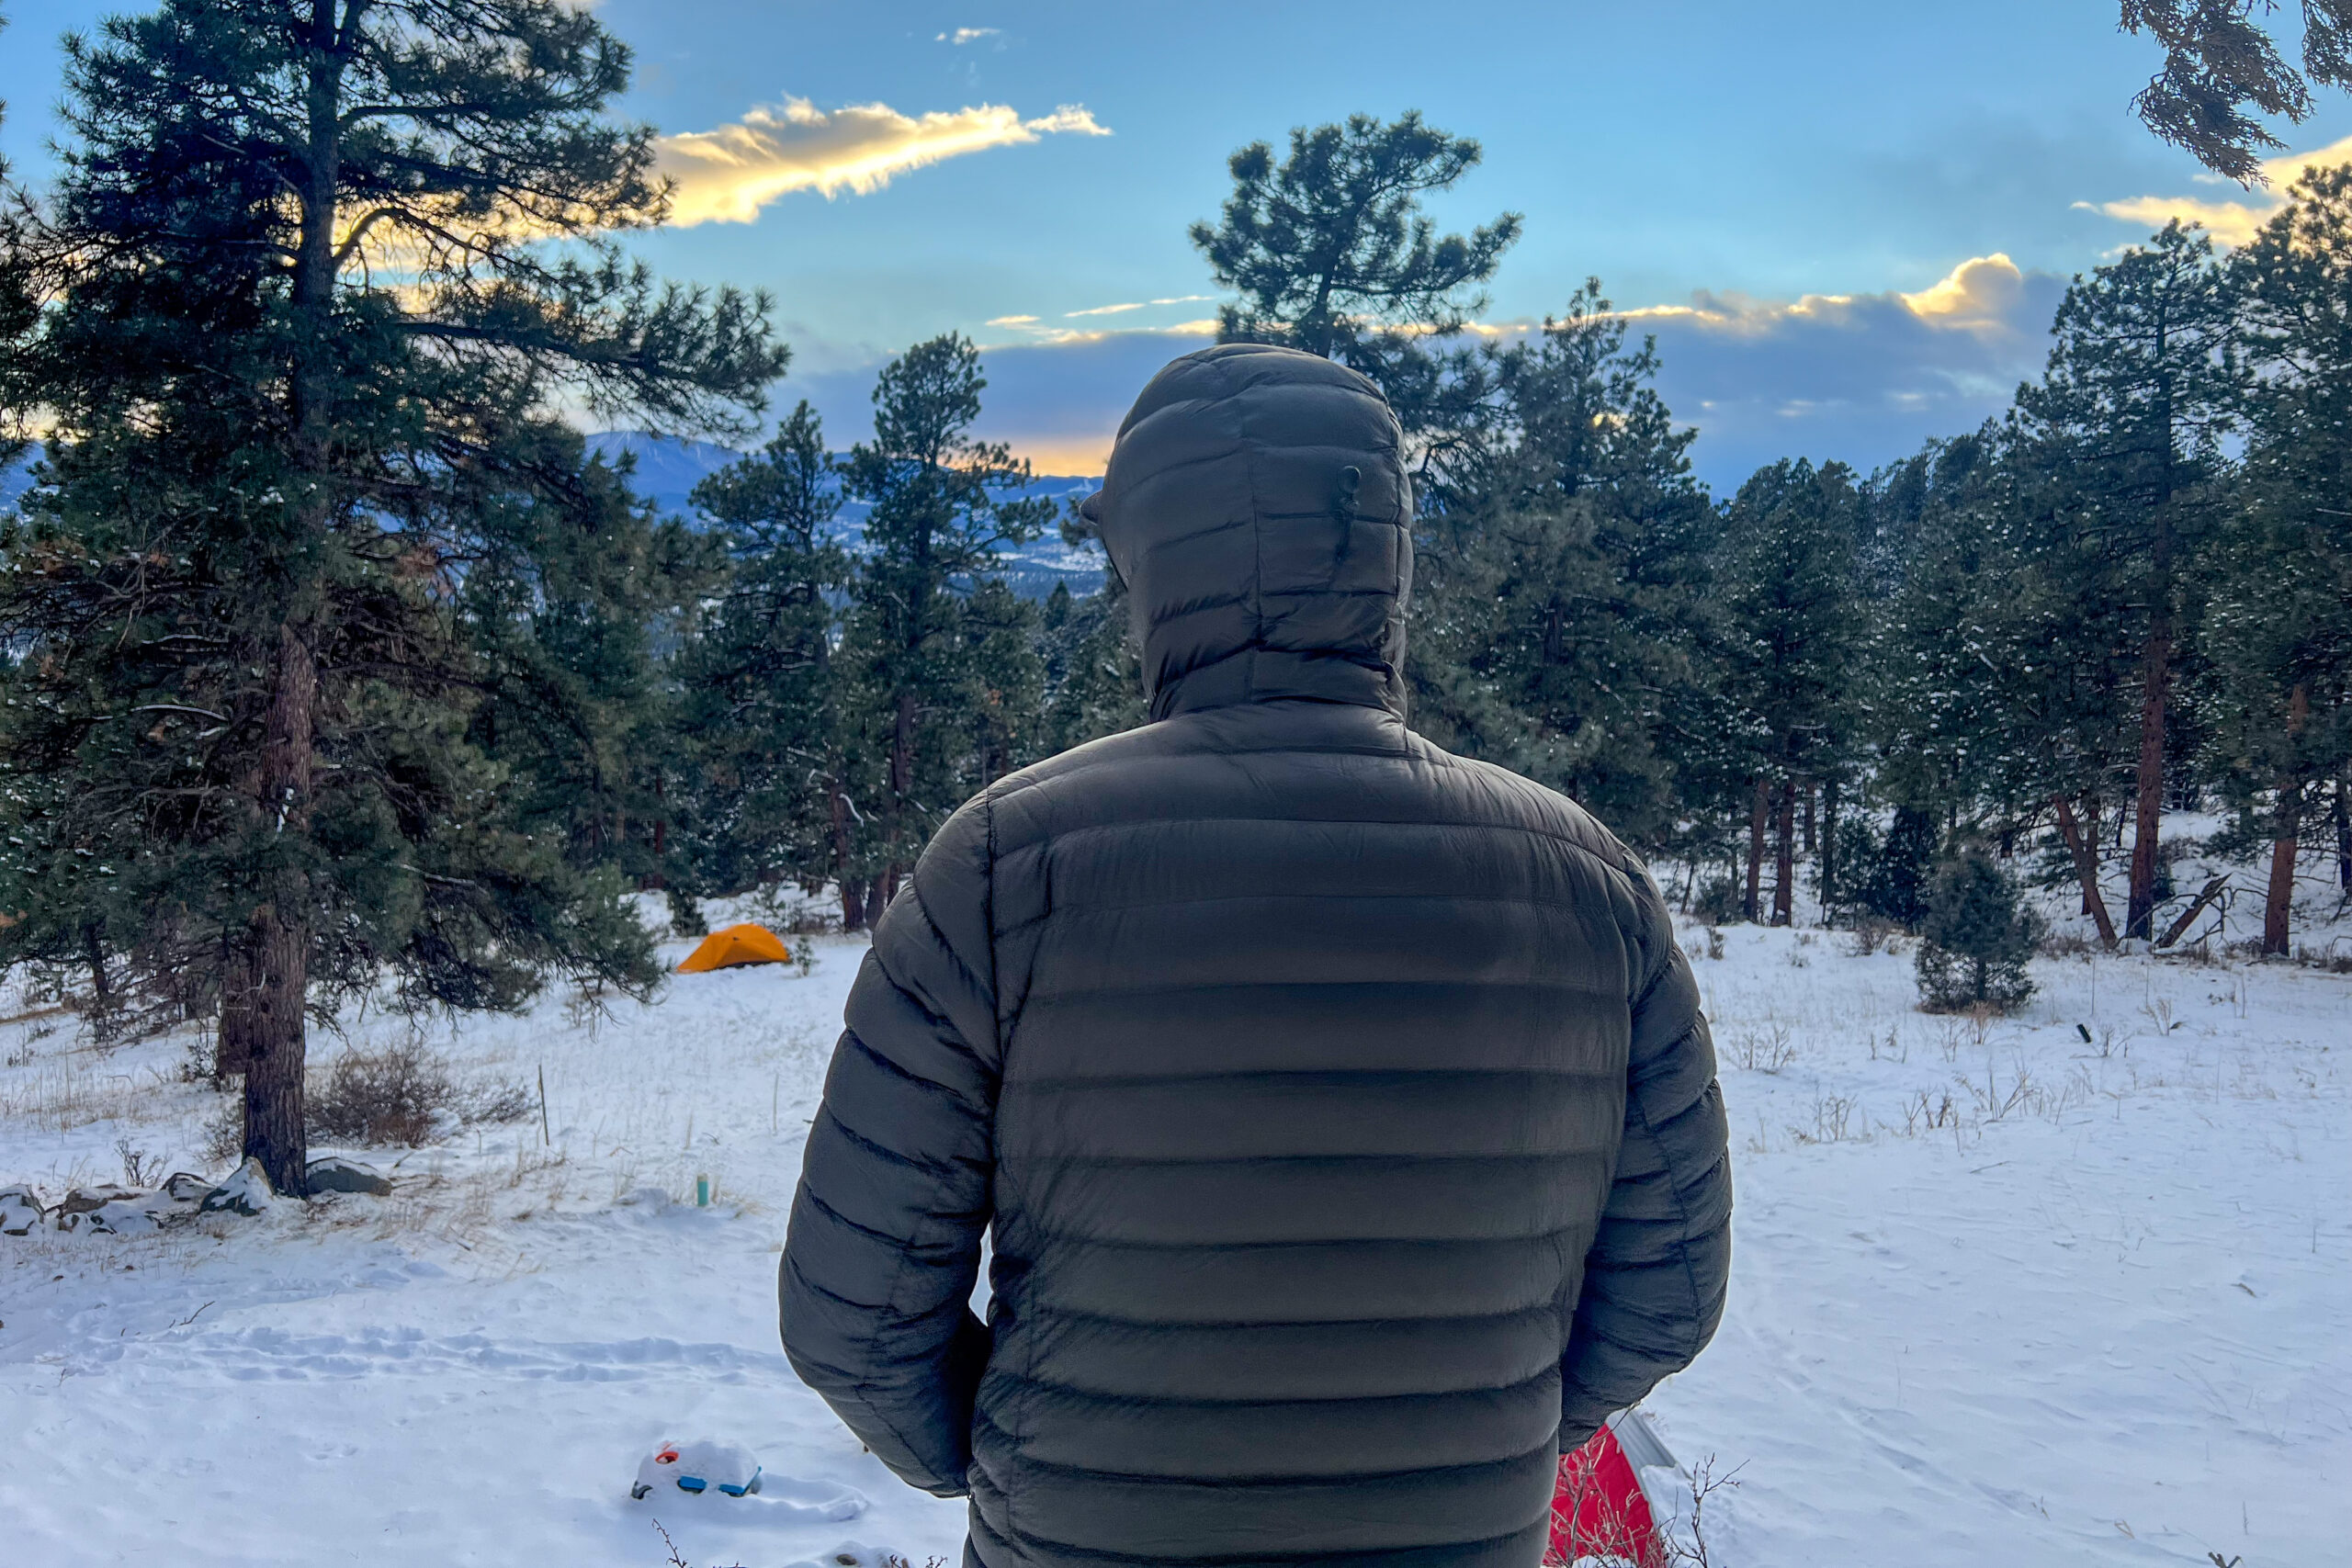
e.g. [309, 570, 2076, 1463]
[0, 3, 2345, 1192]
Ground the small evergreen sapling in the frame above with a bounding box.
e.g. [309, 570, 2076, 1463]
[1915, 849, 2042, 1013]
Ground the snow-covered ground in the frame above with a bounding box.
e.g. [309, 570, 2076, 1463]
[2, 877, 2346, 1567]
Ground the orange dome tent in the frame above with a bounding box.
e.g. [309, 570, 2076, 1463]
[677, 922, 795, 973]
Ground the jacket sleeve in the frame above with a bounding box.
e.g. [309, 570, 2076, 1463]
[779, 798, 1000, 1497]
[1559, 881, 1733, 1447]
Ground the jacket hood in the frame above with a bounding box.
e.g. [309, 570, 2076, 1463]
[1085, 343, 1414, 721]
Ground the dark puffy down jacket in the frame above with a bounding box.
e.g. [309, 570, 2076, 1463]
[780, 343, 1732, 1568]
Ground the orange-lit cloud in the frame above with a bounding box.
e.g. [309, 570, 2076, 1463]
[656, 97, 1109, 226]
[2081, 133, 2352, 247]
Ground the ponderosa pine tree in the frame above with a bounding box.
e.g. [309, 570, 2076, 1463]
[462, 453, 723, 891]
[2015, 221, 2240, 940]
[1408, 282, 1715, 850]
[666, 401, 858, 920]
[1864, 429, 2134, 942]
[2214, 165, 2352, 953]
[1716, 459, 1867, 925]
[1915, 845, 2041, 1011]
[1189, 111, 1521, 374]
[0, 0, 784, 1192]
[837, 335, 1050, 914]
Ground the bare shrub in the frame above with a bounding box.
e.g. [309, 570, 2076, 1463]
[1789, 1093, 1864, 1145]
[1900, 1088, 1958, 1134]
[1847, 917, 1901, 956]
[2037, 929, 2096, 959]
[1547, 1438, 1666, 1566]
[1726, 1021, 1795, 1074]
[202, 1099, 242, 1165]
[307, 1043, 529, 1148]
[463, 1077, 534, 1126]
[115, 1136, 161, 1188]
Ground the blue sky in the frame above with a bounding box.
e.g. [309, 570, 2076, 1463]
[6, 0, 2348, 485]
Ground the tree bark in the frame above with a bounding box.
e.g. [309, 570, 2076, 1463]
[2264, 682, 2310, 957]
[1744, 778, 1768, 923]
[2335, 772, 2352, 894]
[2263, 829, 2300, 957]
[241, 900, 311, 1196]
[1772, 777, 1796, 927]
[647, 773, 666, 889]
[829, 781, 865, 931]
[1819, 779, 1840, 923]
[80, 921, 115, 1038]
[1801, 784, 1816, 857]
[2051, 795, 2118, 948]
[242, 626, 319, 1197]
[215, 939, 254, 1086]
[2079, 796, 2102, 913]
[2125, 615, 2172, 940]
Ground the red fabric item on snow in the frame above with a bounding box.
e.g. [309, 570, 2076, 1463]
[1547, 1421, 1662, 1565]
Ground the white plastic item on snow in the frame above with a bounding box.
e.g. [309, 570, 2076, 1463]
[630, 1438, 762, 1499]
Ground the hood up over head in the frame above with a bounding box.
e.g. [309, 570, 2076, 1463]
[1082, 343, 1413, 721]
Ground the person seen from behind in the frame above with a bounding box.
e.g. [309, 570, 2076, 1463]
[780, 344, 1733, 1567]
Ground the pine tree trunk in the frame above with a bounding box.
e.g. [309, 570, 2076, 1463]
[215, 940, 254, 1086]
[2083, 795, 2101, 911]
[2263, 828, 2299, 957]
[648, 773, 666, 889]
[231, 24, 345, 1199]
[829, 782, 865, 931]
[1801, 784, 1816, 857]
[1772, 777, 1796, 928]
[1819, 780, 1839, 923]
[242, 626, 318, 1197]
[2335, 773, 2352, 894]
[241, 903, 311, 1196]
[2051, 795, 2117, 948]
[1744, 778, 1768, 923]
[82, 921, 113, 1037]
[2125, 615, 2172, 940]
[2264, 683, 2310, 957]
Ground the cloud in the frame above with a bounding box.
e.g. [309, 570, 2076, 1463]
[791, 256, 2068, 490]
[1897, 253, 2028, 330]
[2082, 133, 2352, 246]
[1060, 294, 1213, 318]
[656, 97, 1109, 225]
[938, 27, 1001, 45]
[960, 256, 2064, 485]
[1608, 254, 2067, 485]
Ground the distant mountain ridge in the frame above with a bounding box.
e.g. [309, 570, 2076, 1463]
[585, 431, 1105, 597]
[0, 435, 1108, 597]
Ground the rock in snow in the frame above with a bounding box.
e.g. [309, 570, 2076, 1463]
[0, 1183, 40, 1235]
[2, 1176, 219, 1237]
[198, 1158, 277, 1216]
[304, 1156, 391, 1196]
